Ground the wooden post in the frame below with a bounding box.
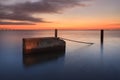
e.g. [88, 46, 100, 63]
[101, 30, 104, 45]
[55, 29, 58, 38]
[100, 30, 104, 61]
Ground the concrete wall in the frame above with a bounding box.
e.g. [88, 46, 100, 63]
[23, 38, 40, 50]
[23, 37, 66, 55]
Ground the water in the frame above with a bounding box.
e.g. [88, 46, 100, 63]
[0, 30, 120, 80]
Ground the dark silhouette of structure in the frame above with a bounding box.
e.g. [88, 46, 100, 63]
[101, 30, 104, 45]
[55, 29, 58, 38]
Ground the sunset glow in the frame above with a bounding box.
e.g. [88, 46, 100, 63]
[0, 0, 120, 30]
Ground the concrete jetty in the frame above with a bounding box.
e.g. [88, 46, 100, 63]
[23, 37, 66, 55]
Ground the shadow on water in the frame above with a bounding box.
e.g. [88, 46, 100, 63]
[23, 51, 65, 67]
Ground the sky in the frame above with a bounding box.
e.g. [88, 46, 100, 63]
[0, 0, 120, 30]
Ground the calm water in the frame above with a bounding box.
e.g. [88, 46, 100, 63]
[0, 30, 120, 80]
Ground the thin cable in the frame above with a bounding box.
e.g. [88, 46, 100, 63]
[60, 37, 94, 44]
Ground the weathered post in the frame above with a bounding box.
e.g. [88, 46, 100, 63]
[101, 30, 104, 45]
[55, 29, 58, 38]
[100, 30, 104, 62]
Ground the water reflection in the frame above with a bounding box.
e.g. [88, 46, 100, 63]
[100, 43, 104, 54]
[23, 51, 65, 67]
[0, 30, 120, 80]
[100, 42, 104, 66]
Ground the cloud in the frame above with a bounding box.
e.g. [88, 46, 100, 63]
[10, 0, 89, 13]
[0, 0, 91, 25]
[0, 10, 46, 22]
[0, 21, 35, 25]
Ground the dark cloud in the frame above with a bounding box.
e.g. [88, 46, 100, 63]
[0, 0, 91, 25]
[11, 0, 88, 13]
[0, 11, 45, 22]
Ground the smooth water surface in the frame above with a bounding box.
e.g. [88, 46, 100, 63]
[0, 30, 120, 80]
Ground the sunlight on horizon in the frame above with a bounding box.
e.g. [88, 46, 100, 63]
[0, 0, 120, 30]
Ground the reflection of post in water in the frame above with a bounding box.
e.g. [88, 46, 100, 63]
[23, 51, 65, 67]
[101, 42, 104, 54]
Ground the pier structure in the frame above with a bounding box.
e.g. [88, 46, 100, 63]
[23, 29, 65, 54]
[101, 30, 104, 45]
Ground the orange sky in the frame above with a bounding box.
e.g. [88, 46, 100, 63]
[0, 0, 120, 30]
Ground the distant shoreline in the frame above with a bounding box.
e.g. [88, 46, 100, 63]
[0, 29, 120, 31]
